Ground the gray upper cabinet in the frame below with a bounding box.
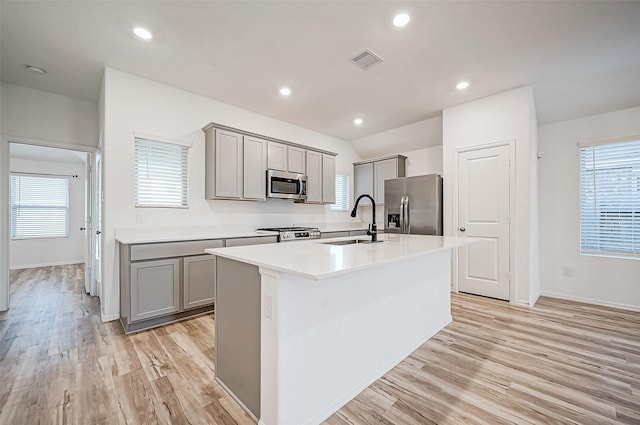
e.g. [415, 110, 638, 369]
[354, 162, 374, 205]
[267, 141, 287, 171]
[205, 128, 243, 199]
[243, 136, 268, 200]
[322, 154, 336, 204]
[130, 258, 180, 322]
[353, 155, 406, 205]
[305, 150, 322, 203]
[183, 255, 216, 310]
[287, 146, 306, 174]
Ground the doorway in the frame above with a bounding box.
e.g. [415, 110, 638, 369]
[455, 142, 514, 301]
[2, 141, 101, 311]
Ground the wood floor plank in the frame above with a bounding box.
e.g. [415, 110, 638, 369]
[2, 266, 639, 425]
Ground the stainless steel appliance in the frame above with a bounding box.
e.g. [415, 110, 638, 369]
[257, 226, 320, 242]
[384, 174, 443, 235]
[266, 170, 307, 200]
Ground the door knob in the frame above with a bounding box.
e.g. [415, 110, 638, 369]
[96, 231, 102, 235]
[80, 227, 86, 231]
[459, 227, 466, 232]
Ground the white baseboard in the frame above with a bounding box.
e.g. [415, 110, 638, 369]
[541, 291, 640, 312]
[10, 260, 84, 270]
[101, 313, 119, 322]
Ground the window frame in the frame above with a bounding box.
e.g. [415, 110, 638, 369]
[10, 173, 70, 240]
[579, 137, 640, 259]
[331, 173, 350, 212]
[134, 136, 189, 209]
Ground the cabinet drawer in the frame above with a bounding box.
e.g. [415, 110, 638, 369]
[320, 231, 350, 239]
[225, 236, 278, 247]
[131, 239, 224, 261]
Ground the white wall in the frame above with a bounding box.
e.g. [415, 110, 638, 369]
[400, 145, 443, 177]
[101, 68, 362, 320]
[0, 81, 8, 311]
[9, 158, 86, 269]
[0, 82, 98, 148]
[350, 116, 442, 160]
[443, 86, 539, 306]
[539, 106, 640, 311]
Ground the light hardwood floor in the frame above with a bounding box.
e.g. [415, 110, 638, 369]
[1, 265, 639, 425]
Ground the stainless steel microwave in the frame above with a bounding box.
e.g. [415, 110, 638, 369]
[267, 169, 307, 200]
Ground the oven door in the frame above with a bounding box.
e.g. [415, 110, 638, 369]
[267, 170, 307, 200]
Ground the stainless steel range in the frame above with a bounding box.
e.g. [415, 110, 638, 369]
[257, 226, 321, 242]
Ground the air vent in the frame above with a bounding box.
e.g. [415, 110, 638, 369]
[350, 48, 384, 70]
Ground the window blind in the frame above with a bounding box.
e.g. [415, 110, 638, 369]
[580, 139, 640, 258]
[135, 138, 188, 207]
[331, 174, 350, 211]
[10, 174, 69, 239]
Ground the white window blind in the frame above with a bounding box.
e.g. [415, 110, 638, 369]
[10, 174, 69, 239]
[135, 137, 188, 208]
[331, 174, 350, 211]
[580, 139, 640, 258]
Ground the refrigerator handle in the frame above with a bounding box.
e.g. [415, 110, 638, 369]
[405, 195, 410, 233]
[399, 196, 405, 233]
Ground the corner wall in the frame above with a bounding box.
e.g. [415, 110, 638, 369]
[101, 68, 362, 320]
[538, 106, 640, 310]
[443, 86, 539, 306]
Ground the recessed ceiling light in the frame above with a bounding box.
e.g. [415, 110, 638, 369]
[279, 87, 291, 96]
[393, 13, 410, 27]
[354, 118, 364, 125]
[25, 65, 46, 75]
[456, 81, 470, 90]
[133, 27, 153, 40]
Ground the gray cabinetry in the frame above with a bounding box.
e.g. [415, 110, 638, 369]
[287, 146, 306, 173]
[322, 154, 336, 204]
[320, 231, 350, 239]
[267, 141, 287, 171]
[205, 128, 243, 199]
[353, 155, 406, 205]
[130, 259, 180, 322]
[183, 255, 216, 310]
[305, 150, 322, 203]
[243, 136, 268, 200]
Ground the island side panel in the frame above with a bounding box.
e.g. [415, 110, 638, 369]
[259, 249, 452, 425]
[215, 256, 261, 420]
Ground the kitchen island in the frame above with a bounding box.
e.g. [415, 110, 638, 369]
[206, 234, 472, 425]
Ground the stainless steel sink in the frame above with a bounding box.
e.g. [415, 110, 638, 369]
[323, 239, 363, 245]
[320, 239, 384, 246]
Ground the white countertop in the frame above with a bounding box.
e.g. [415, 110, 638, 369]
[206, 234, 474, 280]
[115, 226, 278, 244]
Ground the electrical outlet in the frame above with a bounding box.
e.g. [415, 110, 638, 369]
[264, 295, 273, 320]
[562, 266, 573, 277]
[136, 212, 144, 224]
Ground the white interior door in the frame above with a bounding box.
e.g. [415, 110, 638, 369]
[91, 151, 102, 298]
[84, 152, 93, 294]
[457, 144, 511, 300]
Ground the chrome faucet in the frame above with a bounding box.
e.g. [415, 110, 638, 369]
[350, 194, 378, 243]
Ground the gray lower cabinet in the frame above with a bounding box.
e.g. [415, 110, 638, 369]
[183, 255, 216, 310]
[320, 231, 350, 239]
[130, 258, 180, 322]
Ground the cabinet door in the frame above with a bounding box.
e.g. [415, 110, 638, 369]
[287, 146, 306, 173]
[374, 158, 398, 205]
[354, 162, 374, 206]
[267, 142, 287, 171]
[215, 130, 243, 198]
[322, 154, 336, 204]
[243, 136, 268, 200]
[183, 255, 216, 310]
[305, 151, 322, 203]
[130, 259, 180, 322]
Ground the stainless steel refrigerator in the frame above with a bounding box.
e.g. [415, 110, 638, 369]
[384, 174, 443, 235]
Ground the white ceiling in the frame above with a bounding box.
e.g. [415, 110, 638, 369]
[2, 1, 640, 141]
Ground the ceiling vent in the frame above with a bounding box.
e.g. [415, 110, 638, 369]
[350, 48, 384, 70]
